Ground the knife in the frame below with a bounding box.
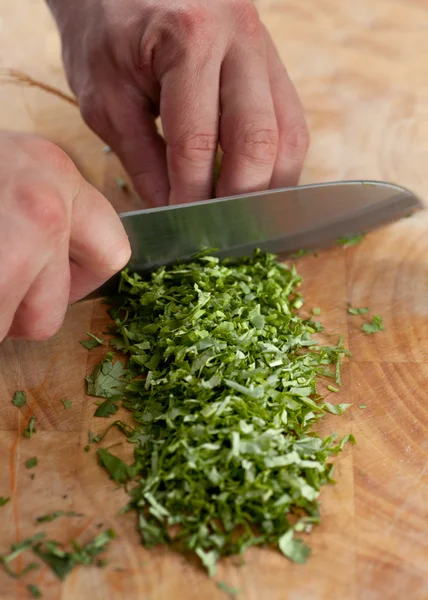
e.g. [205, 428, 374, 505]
[89, 180, 423, 297]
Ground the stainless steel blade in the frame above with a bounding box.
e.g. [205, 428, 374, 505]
[89, 180, 423, 297]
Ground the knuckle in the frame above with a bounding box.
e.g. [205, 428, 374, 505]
[26, 319, 63, 342]
[172, 4, 212, 43]
[14, 306, 65, 342]
[99, 236, 131, 279]
[142, 4, 214, 76]
[169, 129, 218, 162]
[232, 0, 261, 38]
[234, 120, 279, 163]
[16, 183, 68, 236]
[79, 90, 109, 134]
[282, 118, 310, 159]
[20, 135, 75, 175]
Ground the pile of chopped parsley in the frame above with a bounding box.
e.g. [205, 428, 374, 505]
[86, 250, 355, 574]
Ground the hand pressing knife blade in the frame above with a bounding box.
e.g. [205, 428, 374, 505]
[89, 180, 423, 297]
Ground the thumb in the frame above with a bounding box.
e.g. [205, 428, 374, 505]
[69, 179, 131, 302]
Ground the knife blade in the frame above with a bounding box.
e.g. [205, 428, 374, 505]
[89, 180, 423, 298]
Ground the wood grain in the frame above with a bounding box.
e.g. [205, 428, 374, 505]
[1, 0, 428, 599]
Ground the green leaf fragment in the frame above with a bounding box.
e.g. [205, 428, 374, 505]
[115, 176, 128, 191]
[86, 353, 126, 399]
[61, 398, 73, 410]
[359, 404, 367, 409]
[278, 529, 311, 564]
[348, 306, 369, 315]
[327, 385, 339, 393]
[12, 391, 26, 408]
[361, 315, 385, 335]
[33, 529, 115, 581]
[216, 581, 240, 596]
[27, 584, 42, 598]
[89, 431, 102, 444]
[24, 416, 37, 439]
[25, 457, 38, 469]
[36, 511, 83, 524]
[337, 233, 365, 248]
[80, 332, 104, 350]
[312, 307, 321, 316]
[0, 497, 10, 506]
[97, 448, 136, 485]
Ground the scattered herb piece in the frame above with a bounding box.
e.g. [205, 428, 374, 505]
[61, 399, 73, 410]
[97, 448, 136, 485]
[80, 332, 104, 350]
[12, 391, 26, 408]
[278, 529, 311, 564]
[86, 353, 126, 399]
[0, 533, 45, 578]
[86, 251, 353, 574]
[337, 233, 365, 248]
[0, 497, 10, 507]
[348, 306, 369, 315]
[25, 457, 38, 470]
[84, 445, 90, 453]
[289, 249, 312, 259]
[216, 581, 240, 596]
[27, 584, 42, 598]
[115, 176, 128, 191]
[36, 511, 83, 524]
[359, 404, 367, 409]
[33, 529, 115, 581]
[324, 402, 352, 415]
[361, 315, 385, 335]
[327, 385, 339, 393]
[312, 307, 321, 316]
[24, 416, 37, 439]
[94, 400, 120, 418]
[89, 431, 102, 444]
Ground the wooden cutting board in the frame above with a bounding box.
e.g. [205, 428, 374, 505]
[1, 1, 428, 599]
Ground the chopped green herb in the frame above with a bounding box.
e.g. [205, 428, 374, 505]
[358, 404, 367, 409]
[97, 448, 136, 485]
[289, 249, 312, 259]
[337, 233, 365, 248]
[327, 385, 339, 393]
[86, 353, 126, 399]
[0, 533, 45, 578]
[348, 306, 369, 315]
[89, 431, 102, 444]
[27, 584, 42, 598]
[24, 416, 37, 439]
[94, 400, 120, 418]
[84, 445, 90, 453]
[361, 314, 385, 335]
[324, 402, 352, 415]
[0, 497, 10, 506]
[216, 581, 240, 596]
[36, 511, 83, 524]
[12, 391, 26, 408]
[33, 529, 115, 581]
[80, 332, 104, 350]
[115, 176, 128, 191]
[61, 398, 73, 410]
[84, 251, 353, 574]
[278, 529, 311, 564]
[25, 457, 38, 470]
[312, 307, 321, 316]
